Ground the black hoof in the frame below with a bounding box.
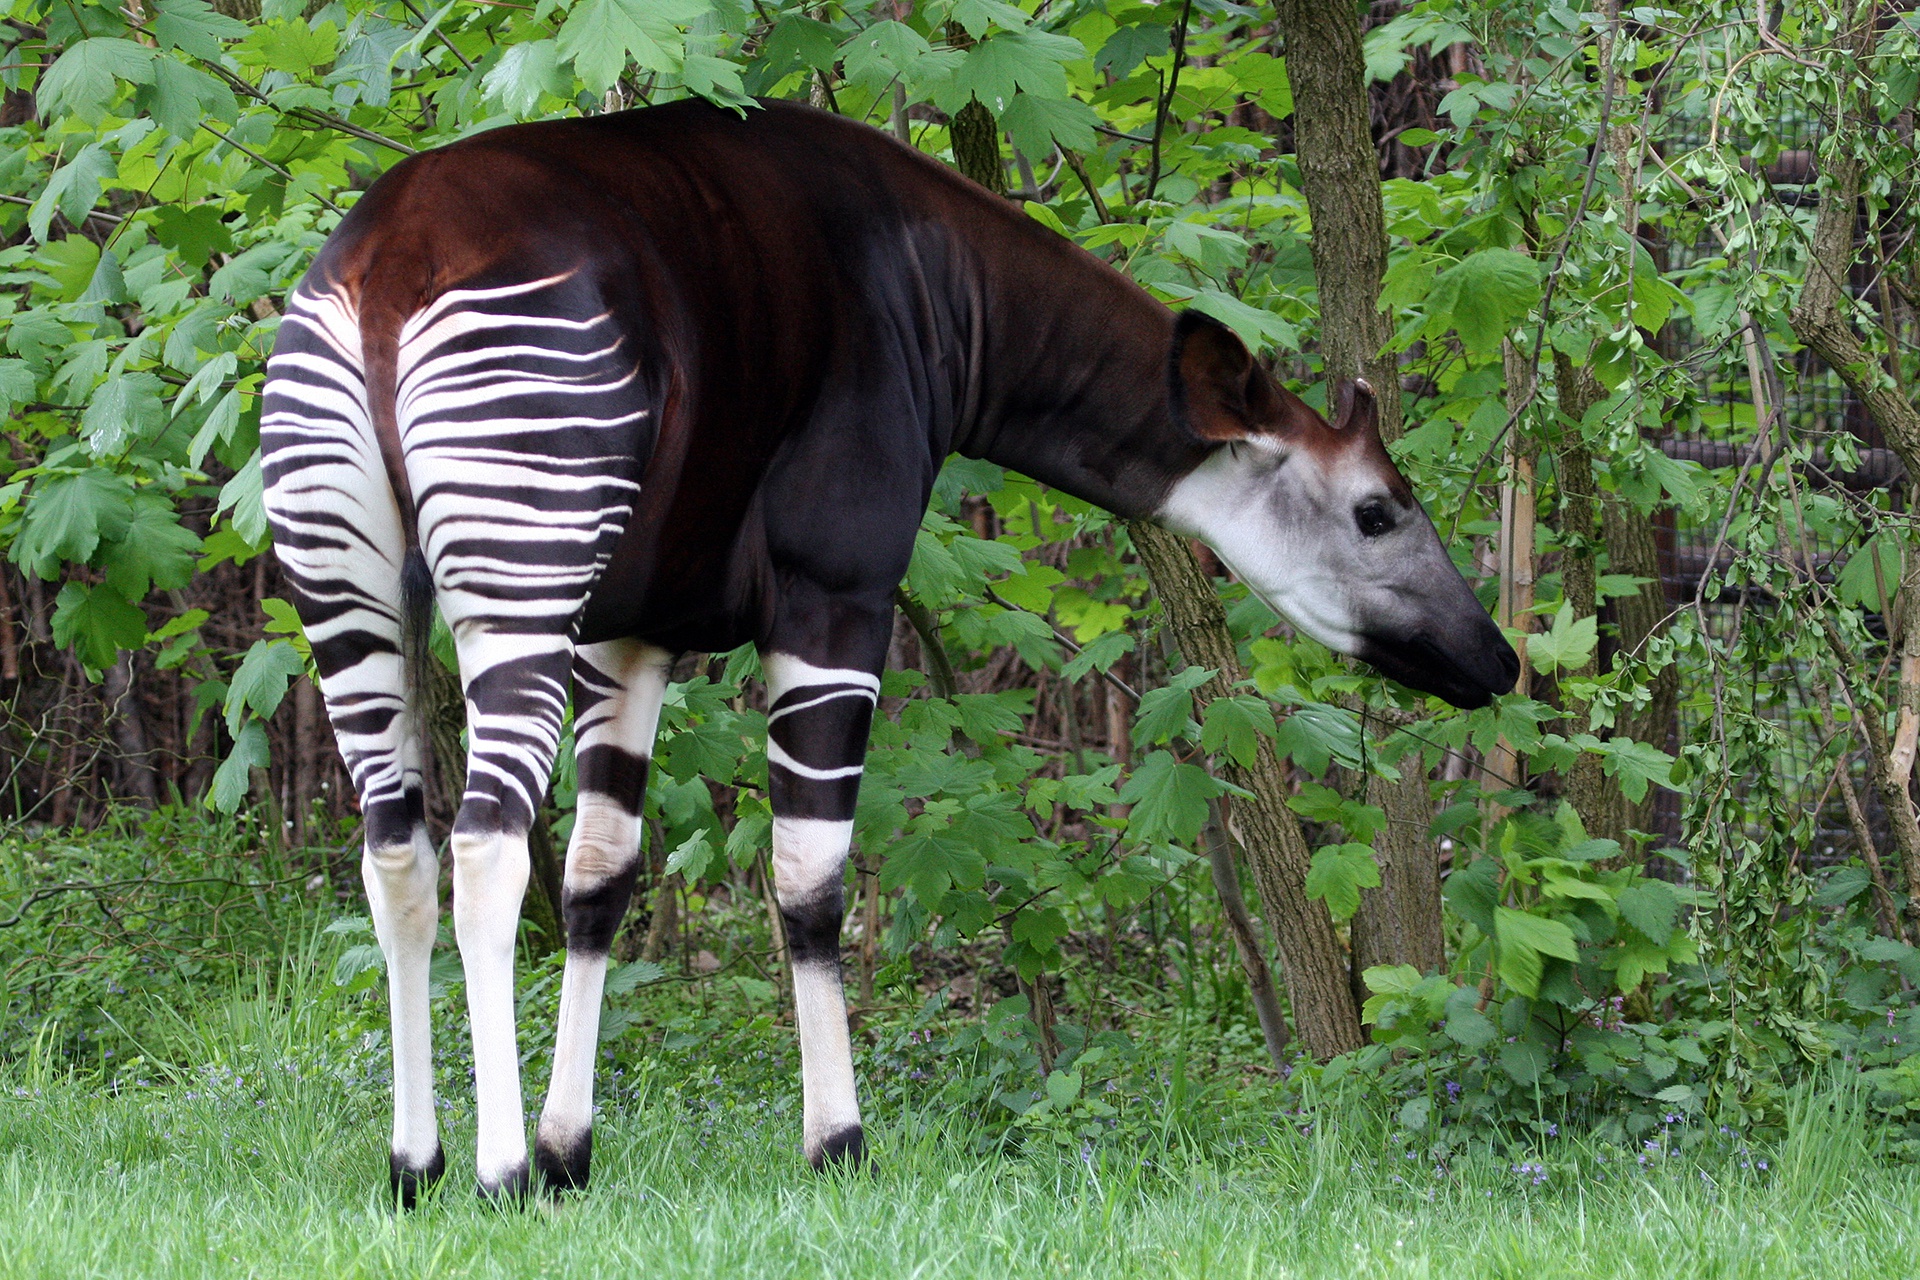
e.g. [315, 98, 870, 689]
[389, 1146, 446, 1208]
[476, 1159, 531, 1206]
[534, 1128, 593, 1195]
[808, 1125, 867, 1171]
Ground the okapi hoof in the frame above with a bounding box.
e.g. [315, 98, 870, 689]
[807, 1125, 867, 1171]
[389, 1146, 446, 1208]
[534, 1127, 593, 1195]
[475, 1159, 532, 1206]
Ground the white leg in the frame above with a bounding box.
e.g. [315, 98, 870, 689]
[452, 827, 532, 1196]
[761, 651, 879, 1167]
[776, 815, 866, 1164]
[536, 640, 673, 1191]
[365, 821, 442, 1199]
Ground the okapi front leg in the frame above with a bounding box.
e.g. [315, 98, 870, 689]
[761, 651, 880, 1167]
[536, 640, 673, 1193]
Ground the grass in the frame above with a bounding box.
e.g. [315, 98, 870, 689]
[5, 822, 1920, 1279]
[3, 990, 1920, 1280]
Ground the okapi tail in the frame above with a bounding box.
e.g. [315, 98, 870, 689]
[360, 305, 435, 743]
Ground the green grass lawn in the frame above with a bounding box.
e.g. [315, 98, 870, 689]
[4, 1045, 1920, 1280]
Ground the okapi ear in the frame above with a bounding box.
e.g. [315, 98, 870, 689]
[1169, 310, 1320, 442]
[1330, 378, 1378, 435]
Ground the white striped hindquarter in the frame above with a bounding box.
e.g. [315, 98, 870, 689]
[262, 270, 653, 1199]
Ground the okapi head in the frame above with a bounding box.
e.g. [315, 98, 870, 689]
[1155, 312, 1519, 710]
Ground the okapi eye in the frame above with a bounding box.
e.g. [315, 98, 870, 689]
[1355, 501, 1394, 538]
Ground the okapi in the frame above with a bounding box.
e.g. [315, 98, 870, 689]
[260, 98, 1519, 1201]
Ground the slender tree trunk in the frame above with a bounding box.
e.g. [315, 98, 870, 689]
[1205, 803, 1291, 1069]
[1552, 353, 1615, 840]
[1279, 0, 1449, 978]
[945, 24, 1007, 197]
[1272, 0, 1401, 437]
[103, 652, 157, 805]
[1486, 341, 1536, 816]
[1129, 520, 1364, 1059]
[1350, 709, 1443, 1002]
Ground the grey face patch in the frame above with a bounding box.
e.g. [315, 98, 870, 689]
[1157, 439, 1517, 709]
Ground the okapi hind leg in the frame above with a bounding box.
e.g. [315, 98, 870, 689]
[760, 649, 883, 1168]
[259, 286, 444, 1205]
[535, 640, 674, 1193]
[446, 632, 576, 1202]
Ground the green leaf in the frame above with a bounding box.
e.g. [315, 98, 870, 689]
[881, 827, 988, 907]
[217, 452, 268, 545]
[1527, 601, 1598, 674]
[208, 720, 269, 813]
[1592, 736, 1673, 803]
[999, 91, 1099, 158]
[240, 19, 339, 73]
[1200, 693, 1275, 769]
[1837, 531, 1904, 612]
[945, 29, 1085, 115]
[663, 832, 714, 880]
[37, 39, 156, 121]
[29, 146, 116, 242]
[143, 57, 237, 140]
[1815, 865, 1872, 909]
[13, 469, 135, 579]
[224, 638, 305, 736]
[1424, 248, 1541, 357]
[1132, 683, 1197, 746]
[82, 372, 169, 456]
[1094, 22, 1169, 78]
[100, 495, 201, 600]
[1062, 630, 1134, 683]
[1443, 987, 1498, 1049]
[604, 958, 665, 994]
[51, 581, 149, 669]
[1305, 842, 1379, 921]
[1117, 749, 1223, 844]
[1616, 878, 1679, 946]
[556, 0, 709, 90]
[1493, 907, 1578, 999]
[152, 0, 250, 58]
[483, 39, 566, 116]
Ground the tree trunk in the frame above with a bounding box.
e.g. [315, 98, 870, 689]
[1129, 520, 1364, 1059]
[1552, 353, 1616, 841]
[1350, 709, 1443, 1003]
[103, 652, 157, 805]
[945, 24, 1006, 197]
[1272, 0, 1401, 438]
[1205, 803, 1291, 1070]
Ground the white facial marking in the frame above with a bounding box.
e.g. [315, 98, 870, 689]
[1157, 438, 1367, 652]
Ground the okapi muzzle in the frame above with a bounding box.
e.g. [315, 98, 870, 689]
[1157, 312, 1520, 710]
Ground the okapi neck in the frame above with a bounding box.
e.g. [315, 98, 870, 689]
[942, 206, 1204, 520]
